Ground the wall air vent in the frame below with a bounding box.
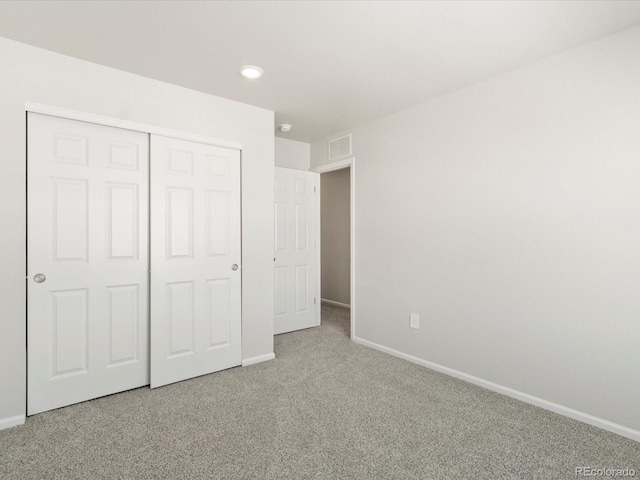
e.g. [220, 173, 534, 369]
[328, 134, 352, 160]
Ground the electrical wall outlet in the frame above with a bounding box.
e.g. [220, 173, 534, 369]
[410, 313, 420, 329]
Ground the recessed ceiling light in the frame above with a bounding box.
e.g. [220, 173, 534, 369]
[279, 124, 292, 132]
[240, 65, 263, 79]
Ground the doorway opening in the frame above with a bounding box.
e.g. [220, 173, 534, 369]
[313, 157, 355, 339]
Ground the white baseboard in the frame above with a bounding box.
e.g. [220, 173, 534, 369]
[321, 298, 351, 309]
[242, 352, 275, 367]
[352, 336, 640, 443]
[0, 414, 25, 431]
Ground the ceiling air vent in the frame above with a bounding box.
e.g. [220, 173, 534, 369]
[328, 134, 352, 160]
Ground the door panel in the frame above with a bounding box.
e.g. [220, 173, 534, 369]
[166, 281, 195, 357]
[274, 168, 319, 334]
[106, 183, 139, 260]
[51, 288, 88, 377]
[150, 135, 241, 388]
[27, 113, 149, 415]
[106, 284, 140, 365]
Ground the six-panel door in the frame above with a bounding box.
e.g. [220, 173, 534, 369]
[274, 167, 319, 334]
[150, 135, 242, 388]
[27, 113, 150, 415]
[27, 114, 243, 414]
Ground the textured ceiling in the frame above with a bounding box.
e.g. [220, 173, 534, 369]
[1, 1, 640, 142]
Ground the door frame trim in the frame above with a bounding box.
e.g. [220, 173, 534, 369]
[314, 173, 321, 327]
[311, 157, 355, 339]
[26, 103, 242, 150]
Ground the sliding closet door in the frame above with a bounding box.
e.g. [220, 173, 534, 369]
[27, 113, 149, 415]
[150, 135, 241, 388]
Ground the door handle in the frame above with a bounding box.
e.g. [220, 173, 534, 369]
[231, 264, 239, 271]
[33, 273, 46, 283]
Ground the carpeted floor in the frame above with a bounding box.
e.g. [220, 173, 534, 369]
[1, 304, 638, 479]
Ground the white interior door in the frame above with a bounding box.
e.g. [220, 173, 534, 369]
[150, 135, 241, 388]
[274, 168, 319, 334]
[27, 113, 149, 415]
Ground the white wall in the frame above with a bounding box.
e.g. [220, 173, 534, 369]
[0, 37, 274, 427]
[275, 137, 310, 170]
[311, 26, 640, 438]
[321, 168, 351, 305]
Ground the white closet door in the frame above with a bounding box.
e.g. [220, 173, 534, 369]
[150, 135, 241, 388]
[274, 168, 319, 334]
[27, 113, 149, 415]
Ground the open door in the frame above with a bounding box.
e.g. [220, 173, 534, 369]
[150, 135, 241, 388]
[274, 167, 320, 334]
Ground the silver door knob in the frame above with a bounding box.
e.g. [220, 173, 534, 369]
[231, 264, 238, 271]
[33, 274, 46, 283]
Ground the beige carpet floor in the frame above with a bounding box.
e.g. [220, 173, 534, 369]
[0, 304, 638, 479]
